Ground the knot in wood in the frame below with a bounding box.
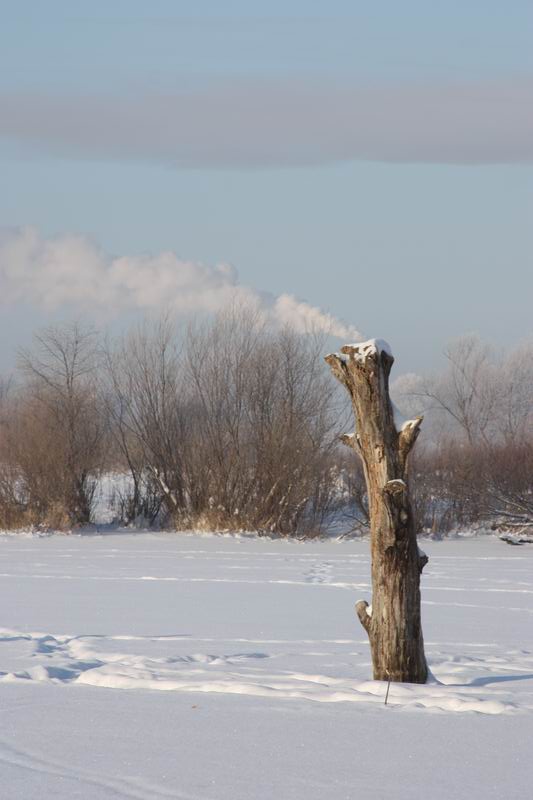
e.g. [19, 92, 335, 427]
[383, 479, 407, 496]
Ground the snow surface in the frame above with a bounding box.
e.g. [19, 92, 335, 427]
[1, 532, 532, 799]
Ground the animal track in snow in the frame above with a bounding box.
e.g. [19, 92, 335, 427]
[304, 561, 334, 585]
[0, 627, 529, 715]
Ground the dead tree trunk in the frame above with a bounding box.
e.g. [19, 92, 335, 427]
[326, 339, 428, 683]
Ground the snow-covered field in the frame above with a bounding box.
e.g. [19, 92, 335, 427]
[1, 532, 532, 799]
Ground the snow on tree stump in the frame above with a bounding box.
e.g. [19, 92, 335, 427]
[326, 339, 428, 684]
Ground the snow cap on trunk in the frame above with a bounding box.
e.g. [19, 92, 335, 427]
[344, 338, 393, 357]
[326, 338, 393, 365]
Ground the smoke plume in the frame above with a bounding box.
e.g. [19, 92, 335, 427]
[0, 227, 361, 340]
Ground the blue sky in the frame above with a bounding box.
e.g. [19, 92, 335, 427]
[0, 1, 531, 372]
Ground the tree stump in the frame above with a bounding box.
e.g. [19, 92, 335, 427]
[325, 339, 428, 684]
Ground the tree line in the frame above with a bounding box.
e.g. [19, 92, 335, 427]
[394, 335, 533, 536]
[0, 309, 341, 534]
[0, 311, 531, 537]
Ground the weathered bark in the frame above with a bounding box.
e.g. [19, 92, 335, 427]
[326, 339, 428, 683]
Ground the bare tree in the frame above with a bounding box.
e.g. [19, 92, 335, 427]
[0, 377, 25, 528]
[14, 322, 106, 526]
[184, 306, 340, 535]
[495, 342, 533, 446]
[394, 335, 533, 533]
[103, 317, 188, 524]
[415, 336, 498, 446]
[184, 305, 263, 522]
[326, 340, 428, 683]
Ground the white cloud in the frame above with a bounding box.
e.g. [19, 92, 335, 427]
[0, 78, 531, 167]
[0, 227, 361, 340]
